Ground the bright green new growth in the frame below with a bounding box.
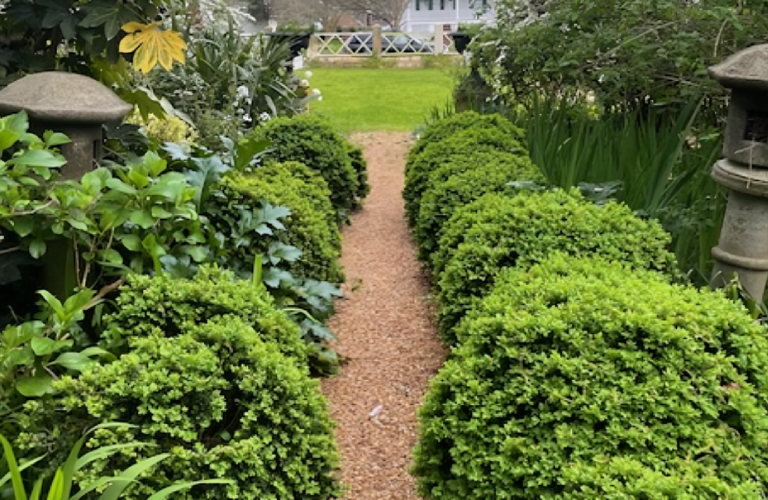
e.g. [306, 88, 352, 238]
[414, 255, 768, 499]
[403, 125, 527, 227]
[48, 316, 340, 500]
[103, 267, 308, 366]
[414, 151, 543, 260]
[251, 115, 362, 218]
[409, 111, 525, 163]
[434, 189, 677, 343]
[221, 163, 344, 283]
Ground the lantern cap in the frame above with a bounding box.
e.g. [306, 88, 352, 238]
[709, 44, 768, 91]
[0, 71, 132, 123]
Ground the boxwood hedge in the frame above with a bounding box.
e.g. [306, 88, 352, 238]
[414, 151, 543, 260]
[251, 115, 361, 218]
[434, 189, 677, 343]
[409, 111, 525, 163]
[347, 144, 371, 200]
[103, 267, 309, 366]
[413, 254, 768, 499]
[220, 162, 344, 283]
[50, 316, 341, 500]
[403, 126, 528, 226]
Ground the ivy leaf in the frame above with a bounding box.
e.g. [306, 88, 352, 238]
[119, 22, 187, 73]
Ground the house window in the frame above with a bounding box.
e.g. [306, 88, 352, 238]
[415, 0, 420, 9]
[428, 0, 434, 9]
[440, 0, 445, 9]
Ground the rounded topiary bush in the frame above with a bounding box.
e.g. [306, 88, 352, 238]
[434, 189, 677, 343]
[347, 144, 370, 200]
[413, 255, 768, 500]
[220, 163, 344, 283]
[251, 115, 361, 217]
[414, 151, 543, 260]
[403, 126, 527, 226]
[409, 111, 524, 163]
[103, 267, 309, 366]
[48, 316, 341, 500]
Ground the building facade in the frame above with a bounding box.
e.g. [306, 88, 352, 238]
[401, 0, 495, 32]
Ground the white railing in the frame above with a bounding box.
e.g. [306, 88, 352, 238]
[308, 28, 459, 58]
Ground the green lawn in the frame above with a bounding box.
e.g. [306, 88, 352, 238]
[306, 68, 455, 133]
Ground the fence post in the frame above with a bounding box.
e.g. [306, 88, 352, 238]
[372, 25, 382, 57]
[434, 23, 444, 55]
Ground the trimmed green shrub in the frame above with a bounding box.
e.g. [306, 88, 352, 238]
[413, 254, 768, 500]
[43, 316, 341, 500]
[410, 111, 523, 163]
[560, 457, 763, 499]
[434, 189, 677, 343]
[220, 163, 344, 283]
[347, 144, 370, 200]
[403, 126, 527, 227]
[251, 115, 361, 217]
[103, 267, 309, 367]
[414, 151, 543, 260]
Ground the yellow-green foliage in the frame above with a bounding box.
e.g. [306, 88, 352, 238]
[126, 110, 198, 144]
[221, 162, 344, 283]
[414, 254, 768, 499]
[434, 189, 677, 343]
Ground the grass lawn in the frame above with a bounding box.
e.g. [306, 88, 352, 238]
[306, 68, 455, 133]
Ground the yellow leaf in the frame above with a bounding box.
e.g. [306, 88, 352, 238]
[119, 22, 187, 74]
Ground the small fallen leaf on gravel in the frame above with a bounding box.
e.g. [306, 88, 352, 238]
[369, 405, 384, 419]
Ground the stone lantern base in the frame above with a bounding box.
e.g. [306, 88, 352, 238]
[710, 159, 768, 299]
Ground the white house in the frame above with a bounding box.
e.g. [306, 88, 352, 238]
[401, 0, 496, 32]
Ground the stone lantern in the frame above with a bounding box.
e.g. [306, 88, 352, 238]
[709, 45, 768, 300]
[0, 72, 132, 179]
[0, 72, 131, 300]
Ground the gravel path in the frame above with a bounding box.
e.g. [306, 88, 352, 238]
[321, 132, 446, 499]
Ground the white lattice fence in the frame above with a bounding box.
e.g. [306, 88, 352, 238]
[309, 31, 459, 58]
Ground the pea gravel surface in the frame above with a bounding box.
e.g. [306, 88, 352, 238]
[321, 132, 446, 499]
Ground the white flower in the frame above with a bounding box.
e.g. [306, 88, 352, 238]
[299, 79, 309, 87]
[236, 85, 250, 98]
[304, 71, 313, 79]
[312, 88, 322, 96]
[259, 112, 272, 122]
[317, 96, 323, 101]
[585, 91, 596, 104]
